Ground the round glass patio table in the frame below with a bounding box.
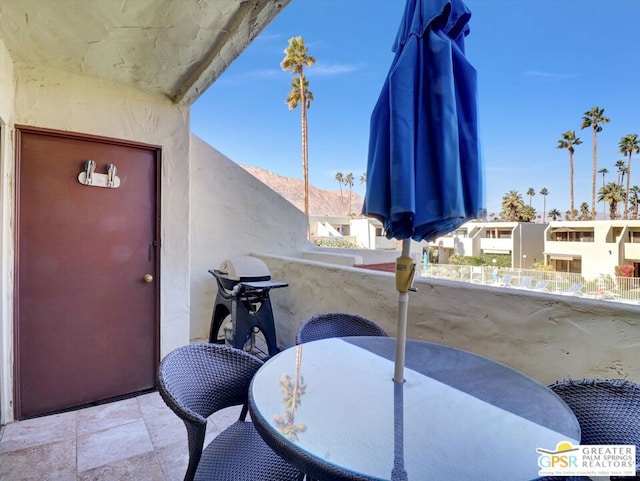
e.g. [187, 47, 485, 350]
[248, 337, 580, 481]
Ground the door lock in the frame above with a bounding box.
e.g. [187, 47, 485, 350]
[143, 274, 153, 283]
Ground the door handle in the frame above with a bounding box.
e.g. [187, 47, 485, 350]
[143, 274, 153, 283]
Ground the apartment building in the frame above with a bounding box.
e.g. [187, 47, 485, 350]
[422, 219, 640, 279]
[427, 221, 547, 269]
[544, 220, 640, 278]
[310, 216, 398, 250]
[311, 217, 640, 280]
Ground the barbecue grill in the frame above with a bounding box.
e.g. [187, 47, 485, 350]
[208, 256, 287, 358]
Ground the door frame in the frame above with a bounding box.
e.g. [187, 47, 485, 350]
[13, 125, 162, 418]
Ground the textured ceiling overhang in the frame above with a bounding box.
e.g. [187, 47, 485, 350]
[0, 0, 290, 105]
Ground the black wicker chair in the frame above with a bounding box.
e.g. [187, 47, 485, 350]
[157, 343, 303, 481]
[545, 378, 640, 481]
[295, 312, 388, 345]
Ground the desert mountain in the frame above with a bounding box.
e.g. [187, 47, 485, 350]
[240, 164, 364, 217]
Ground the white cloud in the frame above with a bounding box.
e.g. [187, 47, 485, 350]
[308, 62, 362, 76]
[250, 68, 287, 79]
[254, 33, 284, 43]
[525, 70, 578, 80]
[215, 62, 363, 87]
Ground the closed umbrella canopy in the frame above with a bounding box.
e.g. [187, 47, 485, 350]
[362, 0, 483, 386]
[363, 0, 483, 242]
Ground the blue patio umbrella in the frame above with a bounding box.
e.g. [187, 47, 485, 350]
[363, 0, 483, 383]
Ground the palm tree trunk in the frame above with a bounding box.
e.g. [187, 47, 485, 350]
[301, 90, 309, 217]
[625, 153, 632, 219]
[591, 131, 597, 219]
[601, 174, 606, 219]
[570, 152, 575, 220]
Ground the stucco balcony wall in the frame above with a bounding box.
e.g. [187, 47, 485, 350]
[375, 236, 399, 250]
[546, 240, 618, 278]
[480, 237, 512, 253]
[255, 253, 640, 385]
[189, 134, 310, 340]
[436, 237, 475, 256]
[624, 242, 640, 261]
[546, 240, 598, 257]
[312, 246, 399, 265]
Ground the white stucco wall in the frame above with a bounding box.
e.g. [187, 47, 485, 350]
[0, 63, 191, 423]
[256, 253, 640, 386]
[188, 134, 310, 340]
[0, 38, 15, 425]
[350, 218, 376, 248]
[313, 246, 399, 265]
[0, 39, 13, 120]
[587, 222, 623, 278]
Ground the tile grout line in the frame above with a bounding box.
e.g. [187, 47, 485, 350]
[138, 393, 172, 481]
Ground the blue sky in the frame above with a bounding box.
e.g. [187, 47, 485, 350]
[191, 0, 640, 218]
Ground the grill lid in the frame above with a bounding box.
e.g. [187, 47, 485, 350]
[217, 256, 271, 282]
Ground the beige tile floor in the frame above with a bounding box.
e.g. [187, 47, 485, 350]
[0, 390, 242, 481]
[0, 336, 271, 481]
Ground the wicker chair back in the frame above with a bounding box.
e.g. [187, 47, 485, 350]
[296, 313, 388, 345]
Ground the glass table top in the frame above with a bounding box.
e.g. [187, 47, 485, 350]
[249, 337, 580, 481]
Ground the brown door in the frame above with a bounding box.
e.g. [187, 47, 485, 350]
[15, 127, 160, 419]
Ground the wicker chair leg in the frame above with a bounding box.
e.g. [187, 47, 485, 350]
[184, 422, 206, 481]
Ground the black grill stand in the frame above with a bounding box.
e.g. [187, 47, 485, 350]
[208, 271, 287, 357]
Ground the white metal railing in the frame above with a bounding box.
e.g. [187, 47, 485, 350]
[420, 264, 640, 303]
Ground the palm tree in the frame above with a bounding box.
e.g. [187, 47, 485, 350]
[598, 167, 608, 184]
[617, 165, 629, 219]
[526, 187, 535, 206]
[547, 208, 561, 221]
[578, 202, 591, 221]
[501, 190, 524, 222]
[581, 106, 609, 218]
[598, 182, 625, 220]
[519, 205, 536, 222]
[360, 172, 367, 185]
[334, 172, 344, 205]
[539, 187, 548, 222]
[557, 130, 582, 220]
[630, 185, 640, 220]
[619, 166, 628, 187]
[598, 168, 608, 219]
[281, 36, 315, 217]
[619, 133, 640, 219]
[615, 159, 626, 185]
[344, 172, 354, 215]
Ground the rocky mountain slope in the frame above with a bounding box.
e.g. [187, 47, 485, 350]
[240, 164, 364, 217]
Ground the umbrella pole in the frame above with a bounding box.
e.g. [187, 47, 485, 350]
[394, 239, 413, 384]
[394, 292, 409, 383]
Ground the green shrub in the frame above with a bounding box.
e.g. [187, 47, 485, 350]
[449, 254, 511, 267]
[534, 264, 554, 271]
[314, 238, 359, 248]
